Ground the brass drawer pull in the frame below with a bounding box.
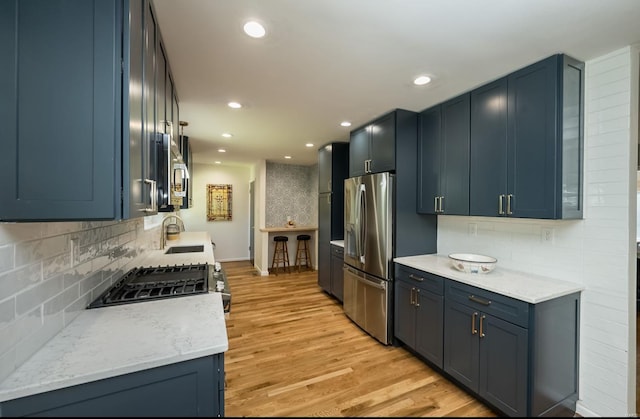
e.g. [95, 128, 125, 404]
[468, 295, 491, 306]
[480, 315, 486, 338]
[471, 312, 478, 334]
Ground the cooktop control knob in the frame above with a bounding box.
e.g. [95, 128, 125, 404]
[214, 262, 222, 272]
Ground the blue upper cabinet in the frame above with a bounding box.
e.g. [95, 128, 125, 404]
[0, 0, 168, 221]
[417, 93, 470, 215]
[470, 54, 584, 219]
[470, 78, 508, 216]
[348, 111, 396, 177]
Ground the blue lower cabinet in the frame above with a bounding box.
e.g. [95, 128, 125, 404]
[394, 265, 444, 369]
[0, 354, 225, 417]
[444, 299, 527, 416]
[443, 280, 579, 417]
[395, 264, 580, 417]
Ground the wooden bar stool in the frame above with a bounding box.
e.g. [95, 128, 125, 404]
[295, 234, 312, 272]
[271, 236, 290, 275]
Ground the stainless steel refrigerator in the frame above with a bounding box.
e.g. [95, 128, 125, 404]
[343, 172, 393, 344]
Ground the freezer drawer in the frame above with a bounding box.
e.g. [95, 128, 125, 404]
[343, 264, 390, 344]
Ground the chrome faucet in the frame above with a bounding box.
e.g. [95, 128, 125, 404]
[160, 214, 185, 249]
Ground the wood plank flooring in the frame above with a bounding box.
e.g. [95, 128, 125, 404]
[221, 260, 497, 417]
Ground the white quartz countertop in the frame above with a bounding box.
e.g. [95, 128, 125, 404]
[394, 254, 584, 304]
[0, 231, 227, 403]
[330, 240, 344, 248]
[138, 231, 216, 267]
[0, 293, 228, 403]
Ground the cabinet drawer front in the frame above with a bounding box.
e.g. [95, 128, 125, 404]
[395, 265, 444, 296]
[445, 281, 529, 327]
[331, 245, 344, 257]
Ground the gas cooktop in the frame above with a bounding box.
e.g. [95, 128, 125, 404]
[87, 264, 210, 309]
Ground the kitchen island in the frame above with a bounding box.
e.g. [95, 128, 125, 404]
[0, 231, 228, 417]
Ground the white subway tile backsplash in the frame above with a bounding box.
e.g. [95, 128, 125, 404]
[0, 307, 41, 357]
[43, 285, 79, 316]
[15, 275, 64, 317]
[0, 245, 13, 274]
[14, 311, 64, 368]
[0, 217, 157, 384]
[0, 263, 42, 299]
[0, 298, 15, 329]
[15, 235, 69, 268]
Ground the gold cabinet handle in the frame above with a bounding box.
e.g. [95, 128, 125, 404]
[468, 295, 491, 306]
[410, 287, 415, 305]
[415, 289, 420, 307]
[480, 315, 486, 338]
[408, 274, 424, 282]
[471, 312, 478, 335]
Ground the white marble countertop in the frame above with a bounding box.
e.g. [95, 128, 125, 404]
[0, 293, 228, 403]
[330, 240, 344, 248]
[394, 254, 584, 304]
[138, 231, 216, 266]
[0, 231, 227, 403]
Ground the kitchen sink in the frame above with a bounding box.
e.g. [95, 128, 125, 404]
[164, 245, 205, 254]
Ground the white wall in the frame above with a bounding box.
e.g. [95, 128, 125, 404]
[437, 46, 639, 417]
[180, 162, 252, 262]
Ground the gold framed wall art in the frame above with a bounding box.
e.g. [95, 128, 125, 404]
[207, 184, 232, 221]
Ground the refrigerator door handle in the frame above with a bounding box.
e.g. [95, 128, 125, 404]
[358, 183, 367, 264]
[354, 273, 386, 290]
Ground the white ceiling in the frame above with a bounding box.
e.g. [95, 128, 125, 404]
[152, 0, 640, 167]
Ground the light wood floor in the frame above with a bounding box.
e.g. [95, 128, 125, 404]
[221, 260, 497, 417]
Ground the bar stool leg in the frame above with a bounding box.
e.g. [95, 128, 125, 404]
[303, 240, 311, 270]
[284, 242, 290, 273]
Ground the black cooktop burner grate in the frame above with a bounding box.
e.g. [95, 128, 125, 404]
[88, 263, 209, 309]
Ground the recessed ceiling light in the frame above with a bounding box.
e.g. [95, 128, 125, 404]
[228, 102, 242, 109]
[222, 133, 233, 138]
[218, 149, 226, 153]
[243, 21, 266, 38]
[284, 155, 292, 159]
[340, 121, 351, 127]
[413, 75, 432, 86]
[305, 143, 314, 148]
[214, 161, 222, 164]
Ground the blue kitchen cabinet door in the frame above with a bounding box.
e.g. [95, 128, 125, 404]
[368, 112, 396, 174]
[415, 289, 444, 368]
[348, 126, 370, 177]
[443, 299, 480, 391]
[446, 298, 529, 417]
[417, 93, 470, 215]
[469, 54, 583, 219]
[318, 243, 331, 294]
[348, 111, 396, 177]
[470, 77, 509, 216]
[394, 279, 417, 348]
[416, 105, 441, 214]
[444, 299, 529, 415]
[0, 0, 160, 221]
[330, 244, 344, 302]
[394, 265, 444, 369]
[478, 313, 528, 417]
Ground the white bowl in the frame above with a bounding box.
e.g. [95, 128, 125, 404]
[448, 253, 497, 274]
